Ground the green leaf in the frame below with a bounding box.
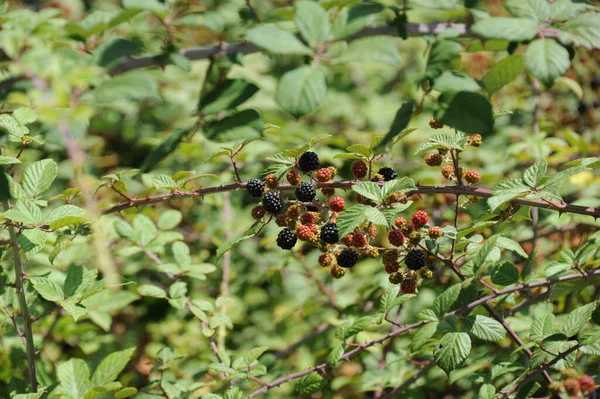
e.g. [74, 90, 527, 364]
[19, 229, 48, 259]
[93, 72, 160, 103]
[432, 283, 462, 317]
[0, 114, 28, 142]
[558, 13, 600, 49]
[22, 159, 58, 197]
[352, 182, 382, 202]
[204, 109, 262, 141]
[479, 383, 496, 399]
[376, 101, 414, 149]
[294, 1, 330, 46]
[435, 91, 493, 134]
[244, 346, 269, 366]
[433, 71, 481, 93]
[276, 66, 327, 118]
[152, 175, 178, 190]
[505, 0, 551, 20]
[563, 302, 597, 337]
[382, 177, 417, 198]
[496, 237, 528, 258]
[336, 36, 401, 65]
[199, 79, 259, 114]
[411, 322, 438, 352]
[247, 24, 313, 55]
[542, 165, 588, 189]
[31, 277, 64, 302]
[12, 394, 44, 399]
[169, 281, 187, 298]
[114, 387, 138, 399]
[122, 0, 168, 14]
[471, 18, 538, 41]
[331, 3, 383, 39]
[0, 172, 11, 201]
[530, 314, 558, 342]
[466, 315, 505, 342]
[55, 359, 91, 399]
[482, 53, 525, 95]
[491, 262, 519, 286]
[474, 235, 500, 270]
[525, 39, 570, 87]
[337, 204, 370, 237]
[137, 285, 167, 298]
[422, 40, 463, 81]
[47, 205, 87, 229]
[295, 372, 325, 395]
[64, 265, 85, 298]
[434, 332, 471, 376]
[216, 232, 255, 259]
[328, 343, 345, 365]
[92, 347, 136, 387]
[157, 210, 182, 230]
[138, 128, 192, 175]
[488, 179, 530, 211]
[13, 108, 38, 125]
[523, 160, 547, 187]
[61, 300, 88, 321]
[364, 207, 389, 227]
[94, 38, 142, 69]
[346, 144, 372, 158]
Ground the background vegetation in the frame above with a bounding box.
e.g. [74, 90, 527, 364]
[0, 0, 599, 398]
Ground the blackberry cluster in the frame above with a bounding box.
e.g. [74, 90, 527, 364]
[262, 192, 283, 214]
[337, 249, 358, 268]
[277, 228, 297, 250]
[246, 178, 265, 198]
[405, 249, 426, 270]
[378, 166, 397, 181]
[295, 182, 316, 202]
[320, 223, 338, 244]
[298, 151, 320, 173]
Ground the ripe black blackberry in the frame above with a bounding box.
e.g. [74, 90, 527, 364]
[262, 192, 283, 214]
[337, 249, 358, 268]
[295, 182, 316, 202]
[320, 223, 338, 244]
[276, 228, 297, 250]
[378, 166, 397, 181]
[405, 249, 426, 271]
[246, 178, 265, 198]
[298, 151, 320, 173]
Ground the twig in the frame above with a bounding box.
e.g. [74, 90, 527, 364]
[2, 198, 37, 391]
[100, 182, 600, 218]
[219, 192, 232, 349]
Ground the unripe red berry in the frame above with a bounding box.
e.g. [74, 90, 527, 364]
[441, 165, 454, 179]
[411, 210, 429, 228]
[329, 197, 345, 212]
[286, 170, 301, 186]
[300, 212, 319, 225]
[364, 223, 378, 237]
[352, 161, 368, 179]
[578, 375, 595, 393]
[464, 169, 480, 184]
[424, 153, 443, 166]
[427, 226, 443, 239]
[319, 253, 333, 267]
[265, 173, 279, 189]
[341, 234, 354, 246]
[564, 378, 581, 395]
[384, 262, 400, 274]
[315, 168, 332, 182]
[251, 205, 265, 220]
[467, 134, 482, 147]
[388, 229, 405, 246]
[394, 217, 407, 229]
[297, 224, 317, 241]
[400, 279, 417, 293]
[351, 233, 368, 248]
[330, 264, 346, 278]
